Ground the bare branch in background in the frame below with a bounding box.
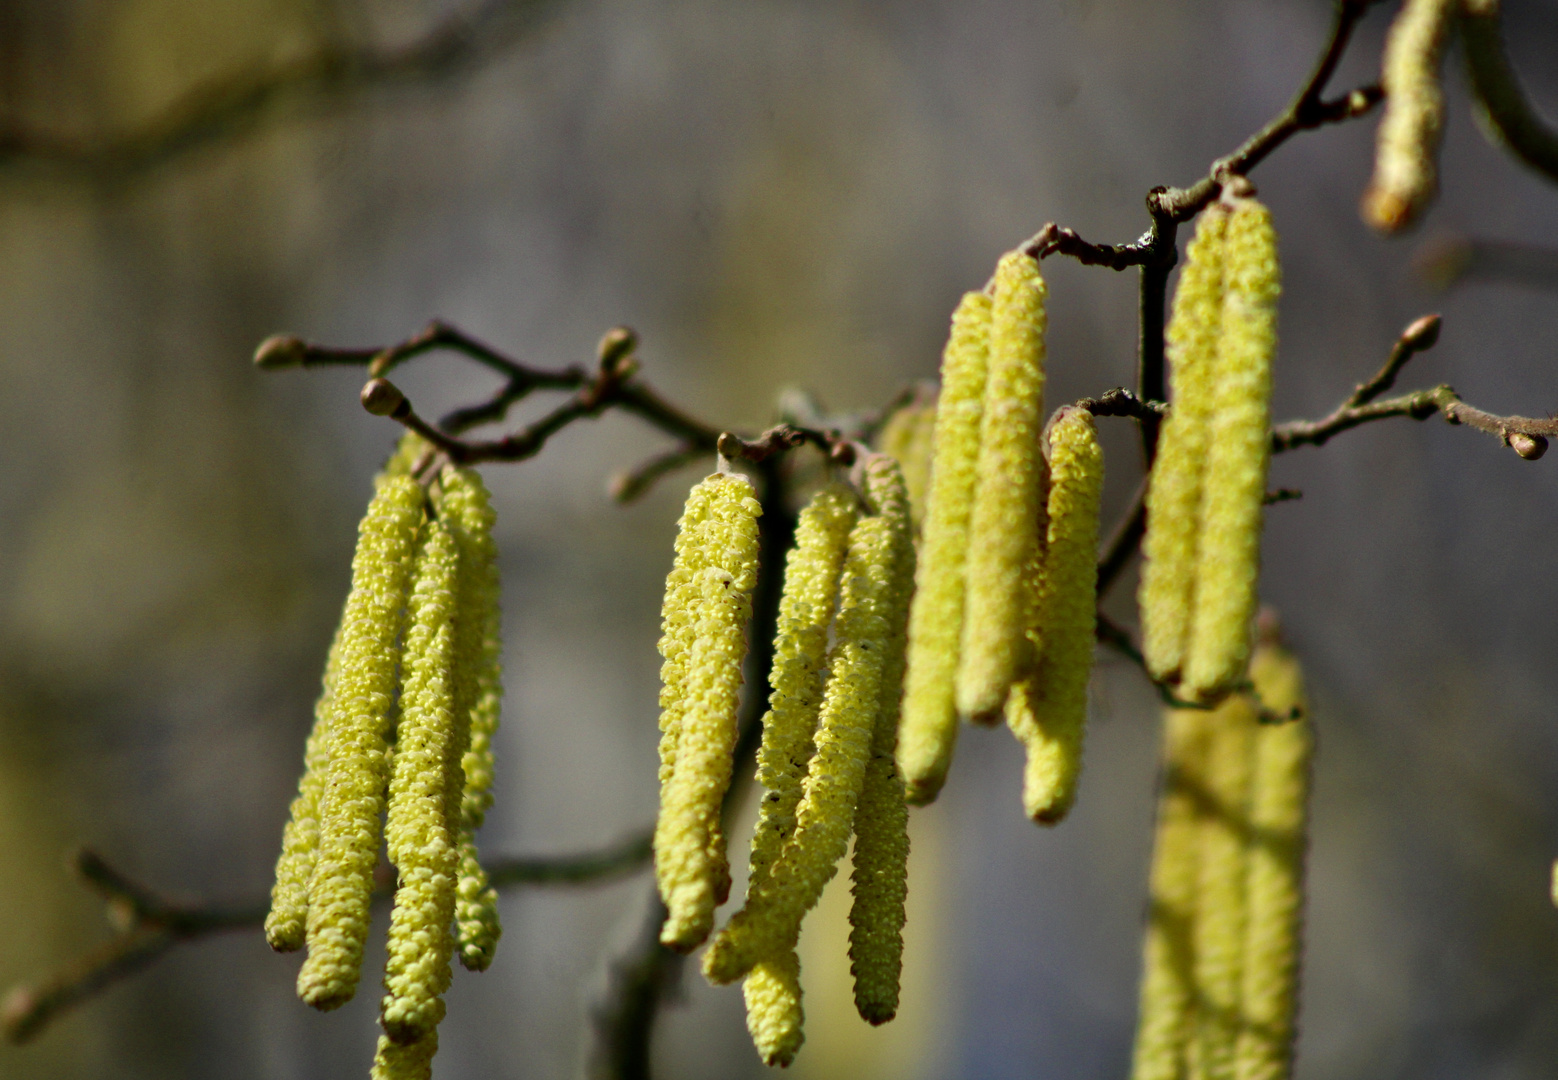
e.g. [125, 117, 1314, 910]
[0, 0, 563, 182]
[1460, 0, 1558, 186]
[1414, 235, 1558, 291]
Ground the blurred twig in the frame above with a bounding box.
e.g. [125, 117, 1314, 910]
[0, 0, 564, 182]
[1460, 0, 1558, 185]
[1414, 235, 1558, 292]
[2, 834, 655, 1046]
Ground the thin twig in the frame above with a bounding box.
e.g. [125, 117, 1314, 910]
[1272, 383, 1554, 460]
[1095, 477, 1149, 598]
[2, 835, 659, 1046]
[1460, 0, 1558, 186]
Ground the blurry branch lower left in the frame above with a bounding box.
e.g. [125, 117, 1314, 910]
[0, 837, 653, 1046]
[0, 0, 563, 183]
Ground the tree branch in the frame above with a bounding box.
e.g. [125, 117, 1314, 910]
[1460, 0, 1558, 186]
[0, 0, 563, 182]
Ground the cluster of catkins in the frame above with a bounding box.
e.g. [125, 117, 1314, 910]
[651, 247, 1111, 1065]
[266, 434, 504, 1080]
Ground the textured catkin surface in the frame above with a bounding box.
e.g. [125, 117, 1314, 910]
[1130, 708, 1212, 1080]
[957, 251, 1048, 723]
[847, 458, 916, 1025]
[876, 395, 938, 534]
[440, 468, 505, 972]
[370, 1030, 438, 1080]
[655, 474, 762, 951]
[1004, 408, 1103, 825]
[1140, 206, 1228, 685]
[1364, 0, 1455, 232]
[1184, 199, 1279, 700]
[743, 950, 806, 1067]
[1235, 646, 1311, 1080]
[704, 464, 902, 984]
[297, 475, 424, 1011]
[379, 519, 461, 1045]
[898, 291, 992, 804]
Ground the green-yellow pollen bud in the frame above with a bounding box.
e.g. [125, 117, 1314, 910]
[1004, 407, 1104, 825]
[297, 473, 424, 1012]
[958, 250, 1049, 724]
[899, 291, 992, 804]
[655, 474, 762, 952]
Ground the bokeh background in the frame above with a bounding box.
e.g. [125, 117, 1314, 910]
[2, 0, 1558, 1077]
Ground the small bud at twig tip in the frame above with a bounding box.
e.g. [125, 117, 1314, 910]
[1402, 313, 1442, 351]
[1508, 432, 1547, 460]
[598, 326, 638, 369]
[253, 334, 307, 369]
[361, 379, 408, 418]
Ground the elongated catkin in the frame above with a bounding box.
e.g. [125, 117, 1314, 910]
[298, 474, 424, 1011]
[1140, 206, 1229, 685]
[1183, 198, 1279, 701]
[655, 474, 762, 951]
[1234, 640, 1311, 1080]
[440, 467, 505, 972]
[1004, 407, 1103, 824]
[380, 518, 461, 1045]
[704, 459, 909, 984]
[876, 389, 938, 535]
[371, 1031, 437, 1080]
[899, 292, 993, 804]
[744, 949, 806, 1068]
[1363, 0, 1456, 233]
[958, 251, 1048, 723]
[848, 456, 917, 1024]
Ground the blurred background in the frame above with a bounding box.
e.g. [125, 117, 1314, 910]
[2, 0, 1557, 1077]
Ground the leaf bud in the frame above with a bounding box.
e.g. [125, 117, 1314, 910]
[254, 333, 308, 369]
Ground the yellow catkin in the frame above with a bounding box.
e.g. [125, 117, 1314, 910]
[380, 519, 462, 1045]
[440, 468, 505, 972]
[898, 292, 992, 804]
[704, 459, 909, 984]
[875, 388, 938, 535]
[655, 474, 762, 951]
[1183, 198, 1279, 701]
[1363, 0, 1456, 233]
[1190, 691, 1258, 1080]
[744, 949, 806, 1068]
[1140, 206, 1229, 685]
[737, 483, 857, 1055]
[1233, 642, 1311, 1080]
[267, 435, 427, 953]
[298, 474, 425, 1011]
[848, 456, 917, 1025]
[370, 1031, 438, 1080]
[1004, 408, 1104, 825]
[1129, 707, 1213, 1080]
[957, 251, 1049, 724]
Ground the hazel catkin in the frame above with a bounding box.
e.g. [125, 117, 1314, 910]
[297, 474, 425, 1011]
[1004, 407, 1104, 825]
[899, 292, 993, 804]
[1363, 0, 1456, 233]
[654, 473, 763, 952]
[958, 250, 1049, 724]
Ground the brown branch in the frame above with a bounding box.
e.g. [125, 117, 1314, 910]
[0, 0, 563, 182]
[1461, 0, 1558, 186]
[2, 834, 657, 1047]
[1273, 384, 1553, 460]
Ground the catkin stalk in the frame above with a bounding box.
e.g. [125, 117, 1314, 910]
[1233, 643, 1311, 1080]
[1183, 198, 1279, 702]
[899, 292, 993, 803]
[1140, 206, 1229, 685]
[1004, 407, 1103, 824]
[298, 475, 425, 1011]
[957, 251, 1048, 723]
[848, 456, 917, 1024]
[1363, 0, 1456, 233]
[704, 459, 910, 984]
[655, 474, 763, 951]
[380, 519, 462, 1045]
[440, 467, 505, 972]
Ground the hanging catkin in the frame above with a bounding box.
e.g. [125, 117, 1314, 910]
[847, 455, 917, 1025]
[1363, 0, 1456, 233]
[380, 517, 462, 1045]
[875, 388, 938, 535]
[1183, 196, 1279, 701]
[1234, 638, 1311, 1080]
[440, 467, 505, 972]
[1004, 407, 1104, 825]
[370, 1030, 437, 1080]
[267, 434, 426, 953]
[958, 250, 1048, 724]
[1140, 206, 1229, 686]
[737, 482, 856, 1065]
[297, 473, 425, 1011]
[703, 457, 912, 986]
[899, 292, 993, 804]
[655, 473, 763, 952]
